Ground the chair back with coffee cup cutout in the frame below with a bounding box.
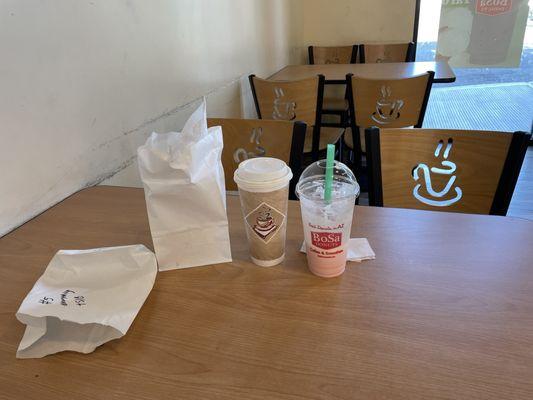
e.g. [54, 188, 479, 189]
[207, 118, 306, 199]
[365, 127, 531, 215]
[345, 71, 434, 170]
[359, 42, 415, 63]
[249, 75, 337, 161]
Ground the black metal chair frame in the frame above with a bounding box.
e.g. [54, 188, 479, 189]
[249, 74, 326, 162]
[345, 70, 435, 173]
[287, 121, 307, 200]
[365, 127, 531, 215]
[308, 45, 358, 131]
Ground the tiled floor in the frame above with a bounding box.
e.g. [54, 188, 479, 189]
[424, 82, 533, 133]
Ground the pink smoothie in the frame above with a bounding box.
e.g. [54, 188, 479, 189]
[306, 243, 348, 278]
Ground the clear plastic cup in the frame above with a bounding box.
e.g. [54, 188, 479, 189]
[295, 160, 360, 278]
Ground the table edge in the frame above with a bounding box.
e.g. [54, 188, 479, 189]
[268, 61, 456, 83]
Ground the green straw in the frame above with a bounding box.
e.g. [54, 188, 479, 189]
[324, 144, 335, 203]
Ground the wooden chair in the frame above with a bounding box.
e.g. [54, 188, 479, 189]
[345, 71, 434, 172]
[365, 127, 531, 215]
[308, 45, 358, 129]
[359, 42, 415, 64]
[207, 118, 306, 200]
[249, 74, 344, 161]
[308, 45, 358, 65]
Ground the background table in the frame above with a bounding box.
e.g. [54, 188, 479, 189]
[269, 61, 456, 84]
[1, 186, 532, 399]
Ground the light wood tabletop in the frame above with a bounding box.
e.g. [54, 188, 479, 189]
[269, 61, 456, 84]
[1, 186, 532, 400]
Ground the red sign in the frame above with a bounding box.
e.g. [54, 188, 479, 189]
[311, 232, 342, 250]
[476, 0, 512, 16]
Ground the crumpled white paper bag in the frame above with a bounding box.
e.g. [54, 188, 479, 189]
[16, 245, 157, 359]
[137, 100, 232, 271]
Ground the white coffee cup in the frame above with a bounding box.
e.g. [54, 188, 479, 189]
[234, 158, 292, 267]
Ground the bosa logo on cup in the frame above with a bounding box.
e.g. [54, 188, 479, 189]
[311, 232, 342, 250]
[476, 0, 512, 16]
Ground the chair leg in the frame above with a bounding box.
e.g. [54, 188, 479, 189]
[341, 110, 348, 127]
[337, 134, 344, 162]
[353, 143, 362, 176]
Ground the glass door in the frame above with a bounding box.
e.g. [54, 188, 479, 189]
[416, 0, 532, 133]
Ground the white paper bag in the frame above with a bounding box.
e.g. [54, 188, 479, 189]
[16, 245, 157, 359]
[137, 101, 232, 271]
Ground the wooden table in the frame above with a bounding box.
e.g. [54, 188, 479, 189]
[1, 186, 532, 400]
[269, 61, 456, 84]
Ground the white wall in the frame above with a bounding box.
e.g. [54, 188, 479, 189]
[0, 0, 418, 236]
[292, 0, 417, 63]
[0, 0, 297, 236]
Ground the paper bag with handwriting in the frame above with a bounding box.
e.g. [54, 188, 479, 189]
[16, 245, 157, 359]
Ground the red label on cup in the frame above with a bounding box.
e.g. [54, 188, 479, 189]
[311, 232, 342, 250]
[476, 0, 512, 16]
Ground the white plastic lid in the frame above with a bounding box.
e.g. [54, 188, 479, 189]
[234, 158, 293, 192]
